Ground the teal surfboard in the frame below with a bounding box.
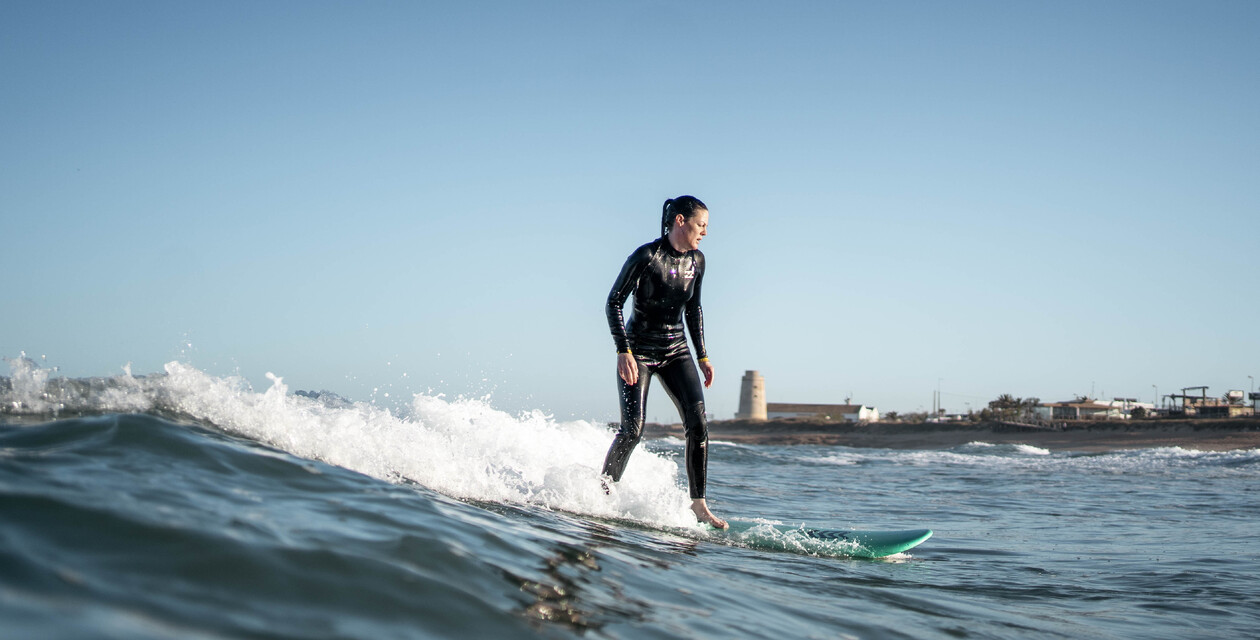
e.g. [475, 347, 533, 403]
[709, 522, 932, 558]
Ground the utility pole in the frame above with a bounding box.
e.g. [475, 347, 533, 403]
[937, 378, 942, 418]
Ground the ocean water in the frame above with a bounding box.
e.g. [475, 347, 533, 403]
[3, 358, 1259, 639]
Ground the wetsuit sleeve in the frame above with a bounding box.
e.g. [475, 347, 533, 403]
[685, 251, 707, 360]
[606, 244, 651, 354]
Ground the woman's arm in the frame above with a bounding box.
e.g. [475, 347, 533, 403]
[684, 252, 712, 387]
[684, 252, 707, 360]
[607, 243, 652, 355]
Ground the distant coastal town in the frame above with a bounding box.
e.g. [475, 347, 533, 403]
[732, 370, 1258, 425]
[630, 369, 1260, 451]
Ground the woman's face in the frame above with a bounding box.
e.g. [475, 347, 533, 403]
[674, 208, 709, 251]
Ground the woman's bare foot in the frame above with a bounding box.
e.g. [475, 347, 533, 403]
[691, 498, 728, 529]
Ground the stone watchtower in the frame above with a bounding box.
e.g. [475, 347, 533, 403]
[736, 370, 767, 420]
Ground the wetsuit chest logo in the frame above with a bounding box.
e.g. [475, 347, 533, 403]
[669, 260, 696, 280]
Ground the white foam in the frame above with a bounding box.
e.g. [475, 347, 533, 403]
[4, 354, 151, 415]
[1, 360, 700, 529]
[809, 443, 1260, 474]
[957, 441, 1052, 456]
[4, 353, 52, 412]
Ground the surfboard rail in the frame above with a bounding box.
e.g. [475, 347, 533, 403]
[712, 523, 933, 558]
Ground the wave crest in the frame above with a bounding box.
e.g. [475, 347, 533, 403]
[2, 358, 699, 528]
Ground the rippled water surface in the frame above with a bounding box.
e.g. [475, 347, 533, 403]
[2, 363, 1258, 638]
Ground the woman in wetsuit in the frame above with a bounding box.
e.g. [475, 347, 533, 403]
[602, 195, 728, 529]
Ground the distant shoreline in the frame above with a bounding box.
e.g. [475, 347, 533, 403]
[643, 417, 1260, 452]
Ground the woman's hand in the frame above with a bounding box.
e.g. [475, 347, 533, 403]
[699, 359, 715, 388]
[618, 352, 638, 386]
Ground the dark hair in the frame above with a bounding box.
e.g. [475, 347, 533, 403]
[660, 195, 707, 238]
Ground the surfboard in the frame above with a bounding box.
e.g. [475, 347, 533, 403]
[708, 522, 932, 558]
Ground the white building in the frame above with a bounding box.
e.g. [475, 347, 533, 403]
[1034, 399, 1155, 421]
[765, 402, 880, 423]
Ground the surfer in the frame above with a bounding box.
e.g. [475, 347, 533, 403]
[602, 195, 728, 529]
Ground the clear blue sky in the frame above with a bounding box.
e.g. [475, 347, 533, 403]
[3, 1, 1258, 421]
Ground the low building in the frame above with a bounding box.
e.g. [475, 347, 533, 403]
[1190, 403, 1255, 418]
[1035, 400, 1125, 421]
[1168, 387, 1256, 417]
[766, 402, 880, 423]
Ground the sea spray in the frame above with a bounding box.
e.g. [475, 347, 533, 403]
[3, 353, 151, 415]
[4, 353, 53, 412]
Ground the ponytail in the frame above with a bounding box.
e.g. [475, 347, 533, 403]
[660, 198, 675, 238]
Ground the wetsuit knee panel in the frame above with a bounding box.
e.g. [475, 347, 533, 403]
[682, 401, 707, 438]
[617, 420, 645, 443]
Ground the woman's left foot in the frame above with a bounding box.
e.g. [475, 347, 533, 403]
[691, 500, 728, 529]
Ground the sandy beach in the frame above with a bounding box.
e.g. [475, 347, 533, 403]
[644, 417, 1260, 452]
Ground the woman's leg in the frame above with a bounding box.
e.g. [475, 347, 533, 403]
[601, 359, 652, 483]
[657, 357, 727, 528]
[656, 358, 709, 499]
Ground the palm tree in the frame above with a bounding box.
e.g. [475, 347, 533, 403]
[1020, 397, 1041, 421]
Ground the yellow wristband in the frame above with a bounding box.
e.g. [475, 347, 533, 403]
[698, 357, 709, 362]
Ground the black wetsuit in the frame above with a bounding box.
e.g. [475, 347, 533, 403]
[602, 237, 710, 499]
